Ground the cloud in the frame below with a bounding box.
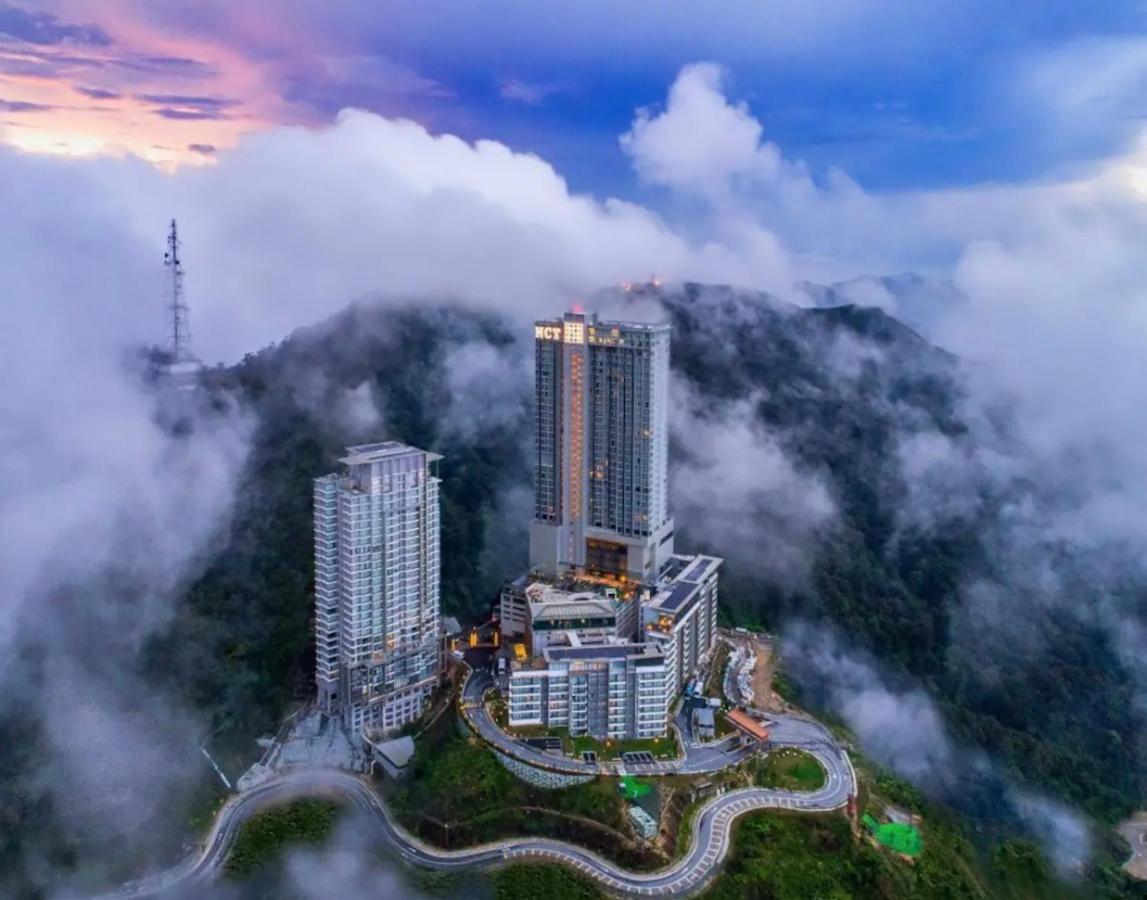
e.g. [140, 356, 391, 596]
[783, 622, 1092, 872]
[621, 62, 784, 197]
[1009, 789, 1093, 876]
[188, 142, 217, 155]
[275, 812, 430, 899]
[153, 106, 231, 121]
[783, 622, 959, 790]
[0, 96, 56, 112]
[0, 1, 110, 46]
[136, 93, 240, 110]
[37, 105, 786, 361]
[74, 86, 123, 100]
[498, 77, 573, 105]
[670, 376, 836, 586]
[441, 339, 530, 440]
[0, 148, 252, 890]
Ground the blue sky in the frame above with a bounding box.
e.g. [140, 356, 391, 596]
[2, 0, 1146, 196]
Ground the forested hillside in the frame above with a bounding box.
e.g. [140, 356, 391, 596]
[3, 285, 1144, 896]
[152, 284, 1144, 827]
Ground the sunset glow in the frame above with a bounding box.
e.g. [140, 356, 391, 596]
[0, 2, 322, 164]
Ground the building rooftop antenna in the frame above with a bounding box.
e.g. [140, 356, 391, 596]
[164, 218, 191, 361]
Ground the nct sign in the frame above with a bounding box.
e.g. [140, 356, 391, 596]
[535, 321, 587, 344]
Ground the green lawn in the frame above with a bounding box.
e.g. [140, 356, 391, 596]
[224, 798, 341, 878]
[755, 748, 827, 792]
[570, 734, 679, 760]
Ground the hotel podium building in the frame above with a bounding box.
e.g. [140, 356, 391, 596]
[505, 310, 723, 741]
[314, 442, 442, 734]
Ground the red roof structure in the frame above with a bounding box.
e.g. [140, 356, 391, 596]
[726, 709, 770, 741]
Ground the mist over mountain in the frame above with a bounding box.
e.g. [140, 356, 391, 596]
[2, 279, 1144, 896]
[797, 273, 967, 340]
[165, 280, 1147, 837]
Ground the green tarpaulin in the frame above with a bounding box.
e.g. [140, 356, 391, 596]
[619, 776, 652, 800]
[863, 814, 923, 857]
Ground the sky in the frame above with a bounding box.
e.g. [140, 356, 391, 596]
[2, 0, 1146, 190]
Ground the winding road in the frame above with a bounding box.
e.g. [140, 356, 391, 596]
[109, 648, 856, 897]
[110, 751, 853, 899]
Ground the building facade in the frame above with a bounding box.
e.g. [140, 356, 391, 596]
[529, 312, 675, 581]
[508, 643, 671, 740]
[641, 555, 722, 693]
[314, 442, 442, 734]
[502, 308, 723, 742]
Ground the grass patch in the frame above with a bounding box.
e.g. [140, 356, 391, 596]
[714, 711, 737, 739]
[707, 812, 923, 899]
[224, 798, 341, 879]
[570, 734, 679, 760]
[492, 862, 604, 899]
[385, 713, 660, 871]
[755, 748, 827, 792]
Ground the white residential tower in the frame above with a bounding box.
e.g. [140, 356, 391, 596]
[314, 442, 442, 734]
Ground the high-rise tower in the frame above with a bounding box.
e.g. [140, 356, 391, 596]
[529, 311, 674, 580]
[315, 442, 442, 734]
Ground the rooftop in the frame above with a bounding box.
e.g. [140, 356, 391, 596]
[370, 735, 416, 768]
[340, 441, 443, 467]
[529, 598, 617, 623]
[515, 568, 636, 602]
[656, 580, 701, 614]
[726, 709, 770, 742]
[544, 642, 662, 663]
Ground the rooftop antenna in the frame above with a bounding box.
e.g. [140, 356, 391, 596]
[164, 218, 191, 361]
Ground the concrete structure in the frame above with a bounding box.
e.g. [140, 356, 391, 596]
[314, 442, 442, 734]
[641, 555, 722, 693]
[494, 749, 595, 789]
[529, 312, 675, 581]
[508, 642, 671, 739]
[627, 804, 659, 840]
[499, 570, 642, 642]
[692, 706, 716, 741]
[367, 735, 416, 779]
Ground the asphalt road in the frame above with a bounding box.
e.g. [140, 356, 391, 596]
[462, 668, 848, 781]
[108, 756, 853, 899]
[108, 646, 856, 898]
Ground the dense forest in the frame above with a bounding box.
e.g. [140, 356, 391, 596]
[164, 283, 1144, 825]
[2, 284, 1145, 895]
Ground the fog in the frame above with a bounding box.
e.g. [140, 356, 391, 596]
[783, 623, 1093, 873]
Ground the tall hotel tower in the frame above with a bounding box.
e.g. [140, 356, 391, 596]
[314, 442, 442, 734]
[529, 312, 675, 581]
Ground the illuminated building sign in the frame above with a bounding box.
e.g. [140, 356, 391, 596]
[535, 324, 563, 341]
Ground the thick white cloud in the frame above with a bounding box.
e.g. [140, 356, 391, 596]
[621, 63, 784, 195]
[49, 108, 796, 362]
